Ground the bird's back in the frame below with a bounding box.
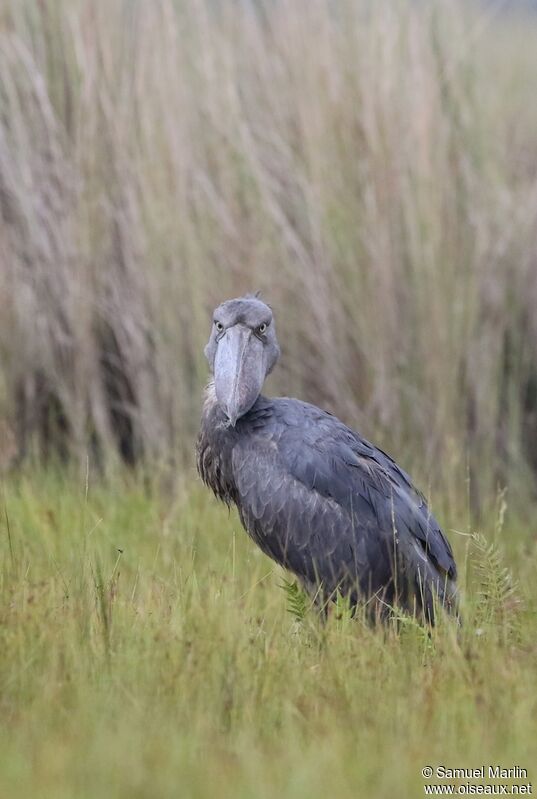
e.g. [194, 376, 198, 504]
[198, 390, 458, 623]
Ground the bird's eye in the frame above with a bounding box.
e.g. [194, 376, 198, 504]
[257, 323, 267, 335]
[215, 321, 224, 333]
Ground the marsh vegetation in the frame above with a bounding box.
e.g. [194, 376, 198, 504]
[1, 1, 537, 796]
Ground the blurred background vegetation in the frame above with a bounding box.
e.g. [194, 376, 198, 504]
[1, 5, 537, 797]
[1, 0, 537, 518]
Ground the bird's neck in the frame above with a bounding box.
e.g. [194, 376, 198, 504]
[202, 379, 268, 425]
[197, 380, 238, 504]
[202, 379, 219, 418]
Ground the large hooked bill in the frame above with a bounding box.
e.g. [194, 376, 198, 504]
[214, 324, 265, 426]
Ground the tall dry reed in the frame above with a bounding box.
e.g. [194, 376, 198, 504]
[1, 0, 536, 510]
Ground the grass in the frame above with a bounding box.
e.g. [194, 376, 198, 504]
[1, 470, 536, 798]
[1, 1, 537, 793]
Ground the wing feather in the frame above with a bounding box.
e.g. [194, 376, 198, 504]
[232, 397, 457, 616]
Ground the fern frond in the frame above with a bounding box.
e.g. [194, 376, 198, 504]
[472, 532, 521, 629]
[280, 579, 308, 622]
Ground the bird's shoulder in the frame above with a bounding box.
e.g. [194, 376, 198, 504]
[237, 396, 407, 499]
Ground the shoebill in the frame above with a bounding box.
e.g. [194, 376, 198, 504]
[197, 295, 458, 623]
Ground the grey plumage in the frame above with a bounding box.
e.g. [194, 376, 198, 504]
[197, 296, 458, 623]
